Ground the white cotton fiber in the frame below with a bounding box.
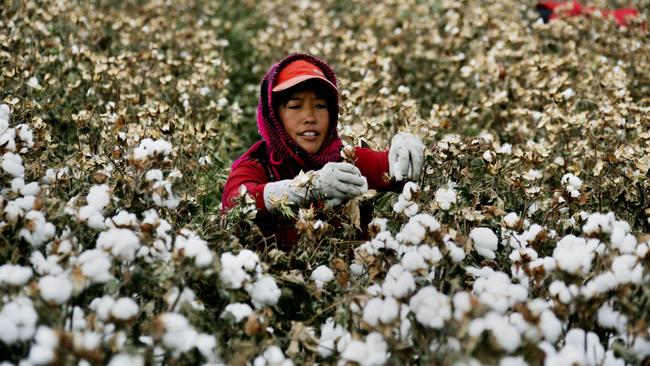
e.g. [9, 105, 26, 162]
[470, 227, 499, 259]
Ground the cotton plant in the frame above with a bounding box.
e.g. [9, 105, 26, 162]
[0, 297, 38, 344]
[310, 265, 335, 289]
[393, 181, 419, 216]
[434, 181, 458, 211]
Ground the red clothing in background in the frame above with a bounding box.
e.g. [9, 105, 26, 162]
[537, 1, 640, 27]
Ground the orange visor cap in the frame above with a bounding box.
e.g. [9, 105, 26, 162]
[272, 60, 338, 93]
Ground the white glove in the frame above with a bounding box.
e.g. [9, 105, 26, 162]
[263, 162, 368, 211]
[313, 162, 368, 201]
[389, 132, 425, 181]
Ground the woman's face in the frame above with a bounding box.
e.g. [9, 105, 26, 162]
[278, 89, 330, 154]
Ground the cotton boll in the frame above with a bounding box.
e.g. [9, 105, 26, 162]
[582, 212, 615, 235]
[20, 181, 40, 196]
[223, 303, 253, 322]
[509, 247, 538, 263]
[219, 252, 250, 289]
[395, 214, 441, 245]
[369, 218, 388, 233]
[249, 276, 281, 308]
[539, 310, 563, 342]
[145, 169, 164, 182]
[97, 228, 140, 262]
[561, 173, 582, 197]
[111, 298, 139, 321]
[582, 272, 618, 298]
[611, 255, 643, 284]
[350, 263, 364, 275]
[19, 210, 56, 247]
[133, 138, 173, 160]
[472, 270, 527, 313]
[318, 318, 347, 358]
[237, 249, 261, 273]
[602, 351, 625, 366]
[565, 329, 604, 366]
[253, 345, 294, 366]
[107, 353, 144, 366]
[396, 220, 426, 245]
[363, 297, 399, 326]
[401, 251, 427, 272]
[503, 212, 520, 228]
[79, 205, 106, 230]
[196, 333, 219, 363]
[10, 177, 25, 193]
[340, 339, 367, 364]
[393, 195, 418, 217]
[359, 231, 398, 255]
[0, 104, 9, 133]
[549, 280, 576, 304]
[30, 251, 63, 275]
[445, 239, 466, 263]
[409, 286, 451, 329]
[0, 316, 19, 344]
[107, 210, 139, 229]
[469, 227, 499, 259]
[174, 229, 213, 268]
[89, 295, 115, 321]
[544, 344, 585, 366]
[382, 264, 415, 299]
[35, 328, 58, 350]
[500, 357, 528, 366]
[435, 187, 457, 210]
[28, 344, 56, 365]
[364, 332, 389, 365]
[76, 249, 113, 285]
[39, 274, 73, 304]
[310, 265, 334, 288]
[423, 245, 443, 266]
[159, 312, 198, 353]
[489, 313, 521, 352]
[152, 180, 180, 209]
[401, 182, 419, 201]
[164, 287, 200, 312]
[0, 264, 33, 286]
[66, 307, 87, 331]
[2, 152, 24, 177]
[553, 235, 593, 276]
[632, 336, 650, 359]
[0, 297, 38, 343]
[597, 303, 627, 333]
[452, 291, 473, 320]
[86, 184, 111, 210]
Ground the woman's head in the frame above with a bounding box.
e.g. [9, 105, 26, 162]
[255, 53, 343, 168]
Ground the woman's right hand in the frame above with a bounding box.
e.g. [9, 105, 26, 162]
[313, 162, 368, 202]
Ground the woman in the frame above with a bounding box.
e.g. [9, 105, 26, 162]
[222, 53, 424, 248]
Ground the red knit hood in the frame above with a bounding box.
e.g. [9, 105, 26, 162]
[232, 54, 343, 174]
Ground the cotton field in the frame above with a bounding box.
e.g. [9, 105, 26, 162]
[1, 0, 650, 365]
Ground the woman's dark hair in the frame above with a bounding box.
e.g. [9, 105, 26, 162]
[272, 79, 338, 122]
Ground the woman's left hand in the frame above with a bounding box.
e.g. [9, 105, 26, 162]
[389, 132, 425, 181]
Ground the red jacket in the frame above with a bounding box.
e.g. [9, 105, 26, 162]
[222, 142, 393, 247]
